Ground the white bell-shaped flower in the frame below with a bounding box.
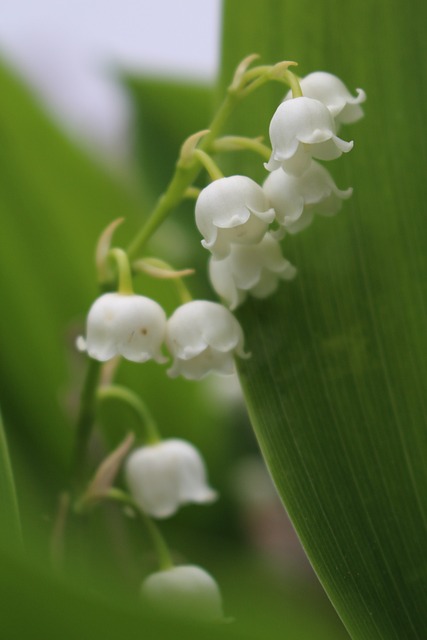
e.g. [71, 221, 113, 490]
[209, 233, 297, 310]
[125, 439, 217, 519]
[265, 96, 354, 176]
[142, 565, 224, 621]
[195, 175, 275, 259]
[166, 300, 248, 380]
[77, 292, 167, 363]
[285, 72, 366, 126]
[263, 161, 353, 234]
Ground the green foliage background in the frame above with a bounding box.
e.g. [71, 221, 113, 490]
[0, 0, 426, 638]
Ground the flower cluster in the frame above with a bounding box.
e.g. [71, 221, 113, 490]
[75, 63, 365, 623]
[78, 295, 246, 380]
[196, 71, 365, 311]
[79, 72, 364, 379]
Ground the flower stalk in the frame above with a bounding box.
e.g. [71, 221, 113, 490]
[97, 384, 161, 444]
[105, 488, 174, 570]
[70, 357, 102, 487]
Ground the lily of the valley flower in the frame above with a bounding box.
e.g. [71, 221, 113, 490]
[142, 565, 224, 621]
[77, 292, 167, 363]
[263, 161, 353, 234]
[195, 175, 275, 259]
[265, 96, 353, 176]
[285, 71, 366, 126]
[125, 439, 217, 519]
[209, 233, 297, 309]
[166, 300, 248, 379]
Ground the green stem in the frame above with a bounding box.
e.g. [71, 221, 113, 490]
[183, 186, 201, 200]
[97, 385, 160, 443]
[174, 279, 193, 304]
[132, 258, 193, 305]
[108, 248, 133, 294]
[70, 358, 102, 487]
[106, 488, 173, 570]
[287, 70, 303, 98]
[213, 136, 272, 161]
[126, 92, 239, 260]
[192, 149, 224, 181]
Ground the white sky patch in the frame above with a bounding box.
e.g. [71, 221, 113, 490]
[0, 0, 221, 158]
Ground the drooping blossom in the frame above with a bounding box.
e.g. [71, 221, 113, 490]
[265, 96, 353, 176]
[142, 565, 224, 621]
[209, 233, 297, 309]
[125, 438, 217, 519]
[285, 71, 366, 126]
[77, 292, 167, 363]
[166, 300, 248, 380]
[263, 160, 352, 233]
[195, 175, 275, 259]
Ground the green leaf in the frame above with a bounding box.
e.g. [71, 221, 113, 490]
[0, 59, 145, 485]
[0, 547, 347, 640]
[0, 409, 22, 549]
[221, 0, 427, 638]
[123, 76, 214, 198]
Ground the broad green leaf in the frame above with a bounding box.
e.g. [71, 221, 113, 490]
[0, 409, 22, 549]
[123, 76, 213, 198]
[0, 60, 145, 482]
[221, 0, 427, 638]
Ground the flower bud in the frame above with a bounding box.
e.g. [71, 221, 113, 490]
[77, 292, 167, 363]
[265, 96, 353, 176]
[142, 565, 223, 621]
[209, 233, 297, 309]
[285, 71, 366, 126]
[166, 300, 248, 380]
[195, 176, 275, 259]
[125, 439, 217, 518]
[263, 161, 352, 233]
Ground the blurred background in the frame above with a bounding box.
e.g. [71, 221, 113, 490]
[0, 2, 349, 638]
[0, 0, 220, 162]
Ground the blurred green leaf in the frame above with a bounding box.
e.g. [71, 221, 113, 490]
[1, 544, 348, 640]
[221, 0, 427, 638]
[0, 60, 145, 485]
[0, 408, 22, 549]
[123, 76, 214, 199]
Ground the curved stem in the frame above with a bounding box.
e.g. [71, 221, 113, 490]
[286, 70, 303, 98]
[70, 358, 102, 487]
[106, 488, 173, 570]
[126, 91, 240, 260]
[97, 385, 161, 444]
[192, 149, 224, 181]
[133, 258, 193, 305]
[108, 248, 133, 294]
[213, 136, 271, 161]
